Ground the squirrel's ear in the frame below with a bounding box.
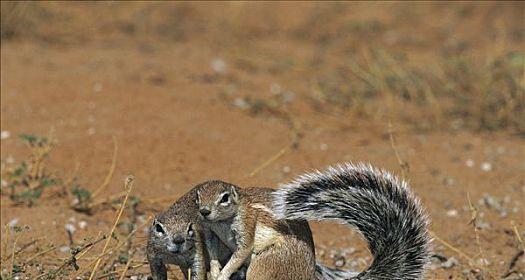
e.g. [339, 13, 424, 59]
[195, 189, 201, 204]
[230, 185, 239, 203]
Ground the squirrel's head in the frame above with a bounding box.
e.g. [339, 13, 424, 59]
[195, 180, 240, 222]
[149, 213, 197, 255]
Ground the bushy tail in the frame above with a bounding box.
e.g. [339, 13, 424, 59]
[273, 163, 431, 280]
[315, 263, 358, 280]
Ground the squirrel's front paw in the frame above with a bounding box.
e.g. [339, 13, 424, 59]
[209, 261, 221, 280]
[216, 272, 230, 280]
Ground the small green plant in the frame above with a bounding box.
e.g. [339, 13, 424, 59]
[3, 134, 59, 206]
[70, 181, 93, 214]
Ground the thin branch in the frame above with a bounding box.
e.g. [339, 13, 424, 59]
[92, 136, 118, 199]
[88, 175, 134, 280]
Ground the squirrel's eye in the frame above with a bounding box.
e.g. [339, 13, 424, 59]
[187, 223, 194, 236]
[220, 193, 230, 204]
[155, 223, 165, 235]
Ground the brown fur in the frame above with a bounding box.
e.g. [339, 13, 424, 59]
[147, 187, 240, 280]
[196, 181, 317, 280]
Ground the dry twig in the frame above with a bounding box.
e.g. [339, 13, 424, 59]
[92, 136, 118, 199]
[88, 175, 134, 280]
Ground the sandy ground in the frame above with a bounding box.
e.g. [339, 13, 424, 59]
[1, 2, 524, 279]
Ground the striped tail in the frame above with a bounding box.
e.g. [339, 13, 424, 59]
[273, 163, 431, 280]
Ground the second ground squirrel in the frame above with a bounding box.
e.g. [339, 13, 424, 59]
[147, 187, 246, 280]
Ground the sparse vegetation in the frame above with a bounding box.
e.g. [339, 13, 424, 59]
[309, 49, 525, 133]
[0, 136, 150, 279]
[3, 134, 58, 206]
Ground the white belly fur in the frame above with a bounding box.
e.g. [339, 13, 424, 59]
[253, 224, 282, 253]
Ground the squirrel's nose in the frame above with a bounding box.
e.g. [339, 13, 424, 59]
[199, 207, 211, 217]
[172, 236, 185, 245]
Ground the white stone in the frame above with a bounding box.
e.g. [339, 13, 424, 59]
[441, 257, 458, 268]
[233, 98, 249, 110]
[1, 131, 11, 140]
[78, 221, 88, 230]
[211, 58, 227, 74]
[480, 162, 492, 172]
[59, 246, 70, 253]
[446, 209, 458, 217]
[65, 223, 76, 233]
[8, 218, 19, 228]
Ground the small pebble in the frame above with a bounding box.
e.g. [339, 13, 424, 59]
[482, 194, 502, 210]
[78, 221, 88, 230]
[320, 143, 328, 151]
[465, 159, 475, 168]
[282, 166, 291, 173]
[441, 257, 458, 268]
[334, 256, 345, 268]
[233, 98, 249, 110]
[446, 209, 458, 217]
[477, 258, 490, 266]
[8, 218, 19, 228]
[211, 58, 227, 74]
[1, 131, 10, 140]
[480, 162, 492, 172]
[59, 246, 70, 253]
[476, 221, 490, 230]
[65, 223, 76, 234]
[442, 177, 455, 186]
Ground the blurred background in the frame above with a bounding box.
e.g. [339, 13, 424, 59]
[1, 2, 524, 279]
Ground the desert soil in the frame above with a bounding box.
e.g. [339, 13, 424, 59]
[1, 2, 524, 279]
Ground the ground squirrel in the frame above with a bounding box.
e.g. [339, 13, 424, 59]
[196, 162, 430, 280]
[147, 187, 245, 280]
[273, 163, 431, 280]
[195, 182, 318, 280]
